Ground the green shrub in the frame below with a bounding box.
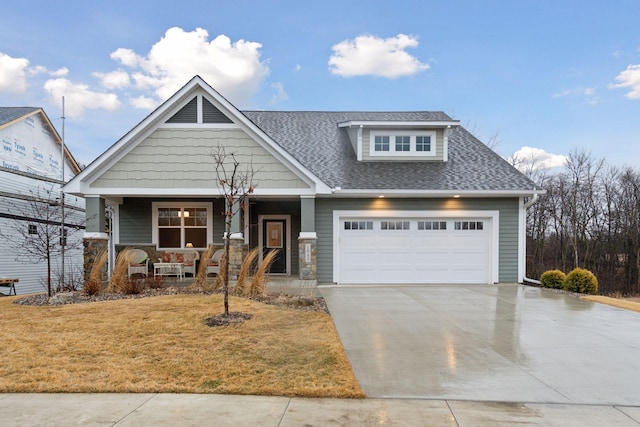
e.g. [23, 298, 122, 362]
[540, 270, 566, 289]
[563, 268, 598, 294]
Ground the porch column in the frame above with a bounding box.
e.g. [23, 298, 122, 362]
[83, 196, 108, 282]
[299, 196, 317, 280]
[226, 198, 241, 234]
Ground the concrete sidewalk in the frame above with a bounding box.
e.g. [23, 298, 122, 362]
[1, 394, 639, 426]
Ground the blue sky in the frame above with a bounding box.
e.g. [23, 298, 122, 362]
[1, 0, 640, 170]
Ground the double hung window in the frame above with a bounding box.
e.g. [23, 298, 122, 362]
[154, 203, 211, 249]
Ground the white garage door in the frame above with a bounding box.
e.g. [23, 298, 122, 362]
[338, 216, 492, 284]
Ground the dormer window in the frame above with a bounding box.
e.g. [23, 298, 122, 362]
[370, 131, 436, 157]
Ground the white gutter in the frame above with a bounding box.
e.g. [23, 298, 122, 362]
[522, 190, 543, 284]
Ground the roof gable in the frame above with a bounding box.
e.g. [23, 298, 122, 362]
[0, 107, 81, 177]
[64, 76, 331, 196]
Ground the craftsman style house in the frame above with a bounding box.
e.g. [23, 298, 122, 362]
[64, 76, 540, 285]
[0, 107, 83, 295]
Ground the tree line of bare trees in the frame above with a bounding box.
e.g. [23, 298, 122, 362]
[516, 149, 640, 295]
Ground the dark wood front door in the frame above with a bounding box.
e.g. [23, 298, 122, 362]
[263, 219, 286, 273]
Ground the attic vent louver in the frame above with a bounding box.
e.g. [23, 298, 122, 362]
[203, 98, 233, 123]
[166, 97, 198, 123]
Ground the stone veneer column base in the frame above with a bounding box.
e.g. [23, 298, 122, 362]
[83, 233, 109, 283]
[298, 232, 317, 280]
[228, 233, 247, 280]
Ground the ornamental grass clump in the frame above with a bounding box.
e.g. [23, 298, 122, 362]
[540, 269, 566, 289]
[249, 249, 278, 296]
[234, 247, 260, 296]
[563, 268, 598, 294]
[105, 249, 131, 293]
[83, 250, 107, 295]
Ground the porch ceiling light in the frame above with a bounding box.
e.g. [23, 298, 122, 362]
[453, 194, 461, 198]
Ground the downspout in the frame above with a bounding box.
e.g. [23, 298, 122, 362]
[523, 191, 541, 285]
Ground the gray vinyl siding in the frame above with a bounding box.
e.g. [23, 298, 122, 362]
[361, 128, 445, 162]
[119, 198, 226, 245]
[92, 128, 309, 190]
[119, 198, 152, 244]
[315, 197, 520, 283]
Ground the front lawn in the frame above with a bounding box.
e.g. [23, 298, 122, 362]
[0, 293, 364, 397]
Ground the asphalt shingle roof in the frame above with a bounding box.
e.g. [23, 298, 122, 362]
[242, 111, 538, 192]
[0, 107, 39, 126]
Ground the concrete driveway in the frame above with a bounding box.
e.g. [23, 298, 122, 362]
[320, 284, 640, 405]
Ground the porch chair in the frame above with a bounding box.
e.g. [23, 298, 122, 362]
[127, 249, 149, 279]
[181, 250, 200, 277]
[206, 249, 225, 276]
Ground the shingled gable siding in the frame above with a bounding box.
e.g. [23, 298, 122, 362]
[315, 197, 520, 283]
[91, 128, 309, 190]
[361, 128, 445, 161]
[118, 198, 226, 245]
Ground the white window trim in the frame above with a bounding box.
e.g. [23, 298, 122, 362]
[369, 130, 437, 157]
[152, 201, 214, 250]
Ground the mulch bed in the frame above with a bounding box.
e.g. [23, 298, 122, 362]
[12, 286, 329, 314]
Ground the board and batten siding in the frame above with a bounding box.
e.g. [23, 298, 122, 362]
[315, 198, 520, 283]
[92, 129, 309, 190]
[360, 128, 445, 162]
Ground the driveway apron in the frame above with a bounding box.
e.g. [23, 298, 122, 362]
[320, 284, 640, 405]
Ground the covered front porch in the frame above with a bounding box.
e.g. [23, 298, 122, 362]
[82, 195, 318, 284]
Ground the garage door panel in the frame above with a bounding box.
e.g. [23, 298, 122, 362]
[338, 216, 492, 284]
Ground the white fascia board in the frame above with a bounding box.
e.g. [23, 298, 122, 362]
[64, 81, 201, 193]
[338, 120, 460, 128]
[192, 79, 332, 194]
[327, 189, 546, 198]
[79, 187, 320, 198]
[64, 76, 332, 196]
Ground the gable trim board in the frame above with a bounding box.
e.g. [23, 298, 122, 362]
[64, 76, 331, 198]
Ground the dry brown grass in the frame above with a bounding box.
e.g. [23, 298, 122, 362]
[105, 249, 131, 293]
[581, 295, 640, 313]
[84, 250, 108, 295]
[234, 247, 260, 295]
[250, 249, 278, 296]
[0, 294, 363, 397]
[192, 246, 215, 290]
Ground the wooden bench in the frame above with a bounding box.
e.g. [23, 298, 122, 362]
[0, 278, 18, 296]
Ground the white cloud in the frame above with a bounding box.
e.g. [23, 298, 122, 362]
[294, 64, 302, 72]
[109, 27, 269, 106]
[270, 82, 288, 104]
[27, 65, 69, 77]
[0, 52, 29, 94]
[509, 146, 567, 172]
[93, 70, 130, 89]
[111, 48, 143, 68]
[328, 33, 429, 78]
[130, 95, 157, 110]
[610, 64, 640, 99]
[43, 78, 120, 118]
[552, 87, 600, 105]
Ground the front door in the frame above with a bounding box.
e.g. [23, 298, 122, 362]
[263, 219, 287, 274]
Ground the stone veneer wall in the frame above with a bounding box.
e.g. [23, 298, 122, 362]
[83, 237, 109, 282]
[228, 237, 248, 280]
[298, 237, 317, 280]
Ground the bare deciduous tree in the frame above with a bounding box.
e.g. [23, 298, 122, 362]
[0, 186, 83, 297]
[212, 146, 256, 316]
